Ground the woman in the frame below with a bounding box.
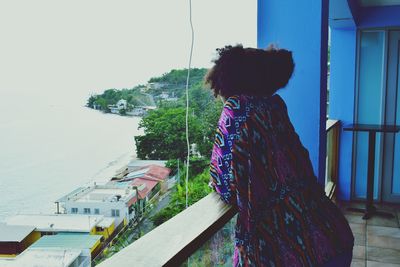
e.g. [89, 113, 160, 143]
[207, 45, 354, 267]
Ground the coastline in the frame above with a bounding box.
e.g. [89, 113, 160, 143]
[89, 152, 136, 185]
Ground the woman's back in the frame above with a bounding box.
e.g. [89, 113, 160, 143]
[210, 94, 354, 266]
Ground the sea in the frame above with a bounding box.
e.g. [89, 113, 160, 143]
[0, 90, 143, 221]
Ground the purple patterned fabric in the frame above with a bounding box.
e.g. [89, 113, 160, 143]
[210, 94, 354, 267]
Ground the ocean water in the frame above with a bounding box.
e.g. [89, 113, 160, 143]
[0, 90, 143, 221]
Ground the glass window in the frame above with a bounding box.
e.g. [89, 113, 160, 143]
[94, 208, 100, 215]
[71, 208, 78, 214]
[354, 31, 385, 199]
[111, 209, 120, 217]
[83, 208, 91, 214]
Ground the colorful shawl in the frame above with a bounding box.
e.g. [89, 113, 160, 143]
[210, 94, 354, 267]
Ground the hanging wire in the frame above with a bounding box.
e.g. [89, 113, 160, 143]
[185, 0, 194, 209]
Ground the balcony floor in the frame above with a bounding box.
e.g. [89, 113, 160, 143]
[337, 201, 400, 267]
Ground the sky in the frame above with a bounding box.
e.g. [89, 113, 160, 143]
[0, 0, 256, 104]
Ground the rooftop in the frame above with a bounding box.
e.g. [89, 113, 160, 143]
[55, 187, 87, 203]
[59, 184, 137, 204]
[96, 217, 115, 228]
[127, 160, 167, 170]
[0, 223, 35, 242]
[31, 233, 102, 250]
[124, 165, 170, 182]
[5, 214, 104, 233]
[126, 167, 150, 179]
[131, 178, 159, 199]
[73, 187, 135, 203]
[0, 248, 82, 267]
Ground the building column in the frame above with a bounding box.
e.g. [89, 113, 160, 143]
[258, 0, 329, 184]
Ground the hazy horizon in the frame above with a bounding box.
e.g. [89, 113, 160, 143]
[0, 1, 256, 220]
[0, 1, 256, 106]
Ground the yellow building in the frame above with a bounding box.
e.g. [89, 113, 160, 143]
[0, 224, 40, 258]
[30, 233, 103, 259]
[94, 217, 115, 240]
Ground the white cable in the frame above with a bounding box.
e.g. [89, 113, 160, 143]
[185, 0, 194, 209]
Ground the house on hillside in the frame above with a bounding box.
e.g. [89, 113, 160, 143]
[147, 82, 164, 90]
[115, 164, 171, 213]
[1, 248, 88, 267]
[126, 107, 146, 116]
[0, 224, 40, 258]
[108, 99, 127, 114]
[127, 160, 167, 172]
[124, 165, 171, 194]
[4, 214, 111, 237]
[55, 184, 138, 227]
[31, 233, 102, 260]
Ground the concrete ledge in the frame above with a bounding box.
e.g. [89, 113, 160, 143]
[98, 192, 236, 267]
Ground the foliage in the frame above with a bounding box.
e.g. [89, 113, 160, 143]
[86, 86, 153, 112]
[182, 216, 236, 266]
[165, 159, 179, 171]
[135, 82, 222, 160]
[186, 157, 210, 177]
[148, 68, 208, 98]
[134, 107, 204, 160]
[196, 99, 223, 156]
[150, 168, 212, 227]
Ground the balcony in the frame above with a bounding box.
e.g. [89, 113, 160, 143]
[95, 119, 399, 266]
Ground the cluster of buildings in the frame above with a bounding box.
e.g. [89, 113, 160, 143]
[107, 99, 128, 114]
[107, 99, 157, 117]
[155, 92, 178, 102]
[0, 160, 172, 267]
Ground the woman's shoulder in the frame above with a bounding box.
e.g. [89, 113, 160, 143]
[223, 95, 242, 111]
[225, 94, 287, 112]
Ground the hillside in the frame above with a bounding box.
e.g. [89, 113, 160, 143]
[86, 68, 209, 115]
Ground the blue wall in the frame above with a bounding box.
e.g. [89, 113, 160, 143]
[257, 0, 329, 184]
[329, 29, 357, 200]
[330, 2, 400, 201]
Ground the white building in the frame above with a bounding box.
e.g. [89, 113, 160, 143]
[0, 248, 88, 267]
[56, 184, 138, 227]
[126, 107, 145, 116]
[108, 99, 128, 114]
[147, 82, 164, 90]
[158, 92, 169, 99]
[5, 214, 104, 234]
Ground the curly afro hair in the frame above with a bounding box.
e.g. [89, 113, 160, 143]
[205, 44, 294, 98]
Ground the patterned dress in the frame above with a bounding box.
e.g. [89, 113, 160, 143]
[210, 94, 354, 267]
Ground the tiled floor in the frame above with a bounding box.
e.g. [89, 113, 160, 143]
[338, 201, 400, 267]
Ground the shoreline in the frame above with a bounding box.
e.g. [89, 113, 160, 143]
[89, 152, 137, 185]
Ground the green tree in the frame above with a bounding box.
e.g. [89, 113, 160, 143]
[197, 99, 223, 157]
[87, 95, 97, 107]
[150, 169, 212, 226]
[95, 98, 109, 112]
[134, 107, 203, 160]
